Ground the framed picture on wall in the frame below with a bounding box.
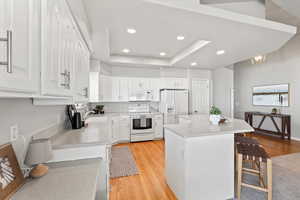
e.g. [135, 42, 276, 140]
[0, 143, 25, 200]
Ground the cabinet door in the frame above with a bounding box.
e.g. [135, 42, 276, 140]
[119, 77, 129, 101]
[154, 115, 163, 139]
[74, 40, 90, 102]
[0, 0, 39, 94]
[100, 75, 112, 101]
[111, 77, 120, 101]
[41, 0, 74, 97]
[149, 78, 160, 101]
[119, 116, 130, 141]
[111, 117, 120, 143]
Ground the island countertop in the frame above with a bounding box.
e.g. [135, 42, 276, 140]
[164, 114, 254, 138]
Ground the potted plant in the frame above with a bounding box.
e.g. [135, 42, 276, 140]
[209, 106, 222, 125]
[94, 105, 104, 114]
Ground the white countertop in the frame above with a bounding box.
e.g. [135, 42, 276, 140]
[12, 159, 101, 200]
[51, 117, 111, 149]
[164, 114, 254, 138]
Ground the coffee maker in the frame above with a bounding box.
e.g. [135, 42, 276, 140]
[66, 105, 83, 129]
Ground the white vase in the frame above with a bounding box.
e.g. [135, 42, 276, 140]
[210, 114, 221, 125]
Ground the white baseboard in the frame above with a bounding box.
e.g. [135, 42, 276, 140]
[291, 137, 300, 141]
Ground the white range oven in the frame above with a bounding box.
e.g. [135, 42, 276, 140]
[130, 113, 155, 142]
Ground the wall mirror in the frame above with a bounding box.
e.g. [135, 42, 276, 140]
[252, 84, 289, 106]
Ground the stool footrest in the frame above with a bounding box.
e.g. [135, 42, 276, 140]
[242, 183, 268, 192]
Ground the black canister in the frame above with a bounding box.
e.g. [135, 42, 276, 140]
[72, 112, 82, 129]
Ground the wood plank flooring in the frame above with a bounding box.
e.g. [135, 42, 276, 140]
[110, 134, 300, 200]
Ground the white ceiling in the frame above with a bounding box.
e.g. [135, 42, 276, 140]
[83, 0, 296, 69]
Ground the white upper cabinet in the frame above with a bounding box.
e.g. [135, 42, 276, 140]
[119, 77, 129, 101]
[149, 78, 161, 101]
[99, 75, 112, 102]
[41, 0, 75, 97]
[0, 0, 39, 95]
[74, 40, 90, 102]
[161, 78, 188, 89]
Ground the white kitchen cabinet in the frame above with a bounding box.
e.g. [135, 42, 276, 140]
[74, 39, 90, 102]
[129, 78, 150, 98]
[111, 77, 120, 101]
[0, 0, 39, 95]
[118, 115, 131, 141]
[161, 78, 188, 89]
[110, 115, 130, 143]
[111, 116, 120, 144]
[154, 114, 163, 139]
[41, 0, 76, 97]
[119, 78, 129, 101]
[99, 75, 112, 102]
[149, 78, 161, 101]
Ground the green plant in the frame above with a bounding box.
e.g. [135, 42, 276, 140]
[210, 106, 222, 115]
[95, 105, 104, 111]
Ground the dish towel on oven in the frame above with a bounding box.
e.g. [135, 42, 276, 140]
[140, 117, 147, 127]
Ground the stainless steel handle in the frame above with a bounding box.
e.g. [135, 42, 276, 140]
[0, 30, 12, 73]
[60, 70, 71, 89]
[83, 87, 88, 98]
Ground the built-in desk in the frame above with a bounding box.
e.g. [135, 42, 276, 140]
[245, 112, 291, 140]
[11, 159, 102, 200]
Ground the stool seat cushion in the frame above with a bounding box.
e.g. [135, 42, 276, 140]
[237, 143, 270, 162]
[235, 136, 260, 145]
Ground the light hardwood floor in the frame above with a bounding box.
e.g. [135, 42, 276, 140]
[110, 134, 300, 200]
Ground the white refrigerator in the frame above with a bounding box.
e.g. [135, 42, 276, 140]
[160, 89, 189, 124]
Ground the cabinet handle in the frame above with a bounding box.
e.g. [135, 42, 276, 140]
[60, 70, 71, 89]
[83, 87, 88, 98]
[0, 31, 13, 73]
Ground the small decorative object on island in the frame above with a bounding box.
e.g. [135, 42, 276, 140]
[209, 106, 222, 125]
[271, 108, 277, 114]
[25, 139, 53, 178]
[94, 105, 104, 114]
[0, 143, 25, 200]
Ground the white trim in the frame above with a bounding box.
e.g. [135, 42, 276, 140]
[291, 137, 300, 141]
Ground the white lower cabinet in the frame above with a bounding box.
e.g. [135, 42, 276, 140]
[110, 115, 131, 143]
[154, 114, 163, 139]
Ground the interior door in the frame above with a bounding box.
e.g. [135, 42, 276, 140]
[192, 79, 210, 114]
[0, 0, 39, 94]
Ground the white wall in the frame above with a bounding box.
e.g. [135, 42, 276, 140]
[208, 1, 265, 18]
[0, 99, 66, 166]
[234, 32, 300, 139]
[213, 67, 234, 117]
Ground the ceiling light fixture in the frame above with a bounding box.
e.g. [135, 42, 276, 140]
[160, 52, 166, 56]
[127, 28, 136, 34]
[251, 55, 266, 64]
[190, 62, 197, 66]
[122, 49, 130, 53]
[216, 50, 225, 55]
[177, 35, 185, 41]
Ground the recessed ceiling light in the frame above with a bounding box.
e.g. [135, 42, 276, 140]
[177, 35, 185, 41]
[122, 49, 130, 53]
[127, 28, 136, 34]
[216, 50, 225, 55]
[190, 62, 197, 66]
[160, 52, 166, 56]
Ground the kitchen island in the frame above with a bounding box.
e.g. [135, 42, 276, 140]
[164, 115, 254, 200]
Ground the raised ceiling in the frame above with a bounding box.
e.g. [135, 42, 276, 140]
[83, 0, 296, 69]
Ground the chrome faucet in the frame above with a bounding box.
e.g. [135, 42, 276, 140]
[83, 111, 95, 120]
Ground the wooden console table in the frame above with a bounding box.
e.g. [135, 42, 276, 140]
[245, 112, 291, 140]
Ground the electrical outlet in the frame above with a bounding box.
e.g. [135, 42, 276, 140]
[22, 167, 32, 178]
[10, 124, 19, 141]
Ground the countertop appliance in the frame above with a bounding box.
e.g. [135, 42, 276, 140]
[160, 89, 189, 124]
[129, 103, 155, 142]
[66, 105, 83, 129]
